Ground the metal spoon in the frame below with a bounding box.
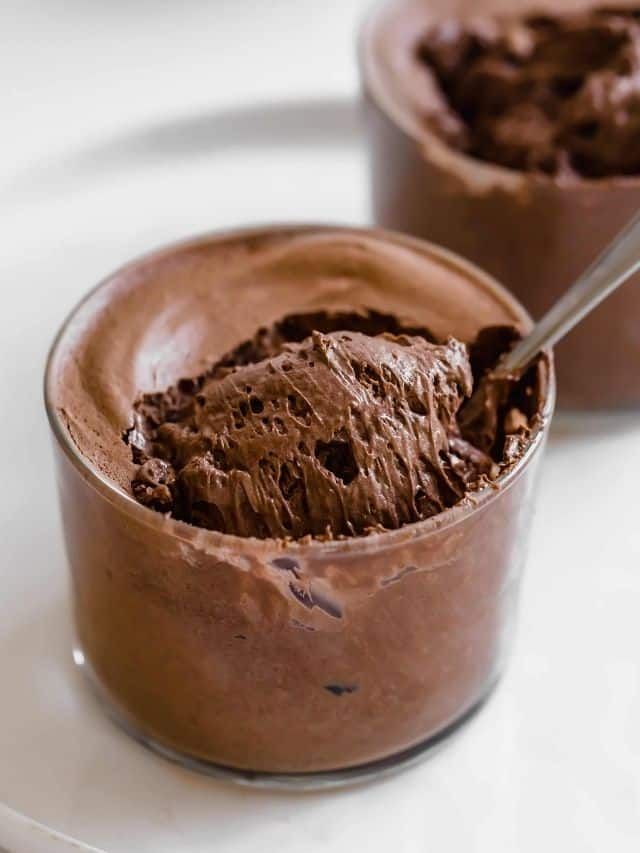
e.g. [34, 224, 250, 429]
[461, 210, 640, 443]
[495, 209, 640, 381]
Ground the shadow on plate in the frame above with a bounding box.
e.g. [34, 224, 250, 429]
[548, 409, 640, 446]
[7, 96, 362, 203]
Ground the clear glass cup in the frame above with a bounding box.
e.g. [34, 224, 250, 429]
[45, 225, 555, 788]
[359, 0, 640, 410]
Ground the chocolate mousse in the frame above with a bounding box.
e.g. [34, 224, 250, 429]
[127, 311, 516, 540]
[45, 226, 553, 778]
[419, 7, 640, 177]
[360, 0, 640, 410]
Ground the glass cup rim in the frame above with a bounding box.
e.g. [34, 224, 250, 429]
[44, 222, 556, 559]
[357, 0, 640, 191]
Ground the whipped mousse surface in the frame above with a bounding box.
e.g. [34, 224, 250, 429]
[53, 227, 547, 542]
[46, 226, 553, 775]
[127, 310, 515, 540]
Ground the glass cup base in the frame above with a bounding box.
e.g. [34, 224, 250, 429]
[73, 644, 499, 791]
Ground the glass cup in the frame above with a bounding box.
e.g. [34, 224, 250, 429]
[359, 0, 640, 410]
[45, 225, 554, 788]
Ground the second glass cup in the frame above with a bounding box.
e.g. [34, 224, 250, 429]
[359, 0, 640, 410]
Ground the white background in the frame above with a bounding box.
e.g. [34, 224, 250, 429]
[1, 1, 639, 851]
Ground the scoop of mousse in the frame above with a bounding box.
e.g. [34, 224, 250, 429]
[125, 311, 527, 540]
[418, 6, 640, 178]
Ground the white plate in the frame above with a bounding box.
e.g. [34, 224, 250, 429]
[2, 94, 640, 853]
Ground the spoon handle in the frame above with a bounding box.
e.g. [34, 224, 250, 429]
[497, 209, 640, 378]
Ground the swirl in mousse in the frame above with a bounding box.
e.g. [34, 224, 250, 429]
[45, 226, 553, 784]
[360, 0, 640, 409]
